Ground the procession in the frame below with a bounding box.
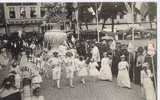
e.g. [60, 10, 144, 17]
[0, 2, 157, 100]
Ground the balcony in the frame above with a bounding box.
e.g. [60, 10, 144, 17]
[6, 18, 45, 25]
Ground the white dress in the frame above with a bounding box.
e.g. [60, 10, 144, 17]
[20, 55, 28, 67]
[89, 62, 100, 77]
[117, 61, 131, 88]
[77, 60, 88, 77]
[141, 70, 156, 100]
[99, 57, 112, 81]
[64, 58, 75, 79]
[49, 57, 61, 80]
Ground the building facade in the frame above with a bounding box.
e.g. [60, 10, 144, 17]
[0, 3, 47, 34]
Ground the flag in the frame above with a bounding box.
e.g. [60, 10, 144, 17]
[139, 3, 149, 18]
[88, 7, 95, 15]
[135, 2, 143, 10]
[98, 3, 102, 12]
[124, 2, 132, 13]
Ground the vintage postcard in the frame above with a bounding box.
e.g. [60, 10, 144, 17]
[0, 1, 158, 100]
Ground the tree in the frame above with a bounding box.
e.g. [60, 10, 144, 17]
[78, 3, 95, 30]
[43, 3, 67, 23]
[135, 2, 156, 29]
[99, 2, 127, 32]
[148, 3, 156, 29]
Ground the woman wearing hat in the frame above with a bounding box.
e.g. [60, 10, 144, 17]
[141, 62, 156, 100]
[117, 54, 131, 89]
[99, 52, 112, 81]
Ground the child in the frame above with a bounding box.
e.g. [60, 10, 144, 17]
[50, 52, 61, 89]
[117, 55, 131, 89]
[99, 52, 112, 81]
[88, 59, 100, 81]
[64, 51, 75, 88]
[141, 62, 156, 100]
[77, 56, 88, 84]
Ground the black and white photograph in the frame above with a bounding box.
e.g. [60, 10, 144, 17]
[0, 2, 157, 100]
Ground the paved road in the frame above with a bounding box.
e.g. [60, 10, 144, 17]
[0, 62, 145, 100]
[41, 76, 144, 100]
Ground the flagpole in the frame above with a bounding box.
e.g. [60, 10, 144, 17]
[132, 2, 135, 41]
[131, 2, 135, 82]
[75, 3, 80, 40]
[96, 3, 99, 42]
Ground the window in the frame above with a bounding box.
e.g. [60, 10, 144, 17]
[20, 7, 26, 18]
[30, 7, 36, 18]
[40, 7, 46, 17]
[9, 7, 15, 18]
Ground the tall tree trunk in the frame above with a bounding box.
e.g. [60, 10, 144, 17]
[102, 19, 107, 30]
[111, 17, 114, 32]
[149, 19, 153, 29]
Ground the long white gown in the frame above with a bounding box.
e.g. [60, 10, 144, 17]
[91, 46, 100, 62]
[141, 70, 156, 100]
[117, 61, 131, 88]
[99, 57, 112, 81]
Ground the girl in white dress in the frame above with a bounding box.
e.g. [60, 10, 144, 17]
[20, 52, 28, 68]
[48, 52, 61, 89]
[117, 55, 131, 89]
[77, 56, 88, 84]
[141, 62, 156, 100]
[99, 52, 112, 81]
[64, 52, 75, 88]
[89, 59, 100, 78]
